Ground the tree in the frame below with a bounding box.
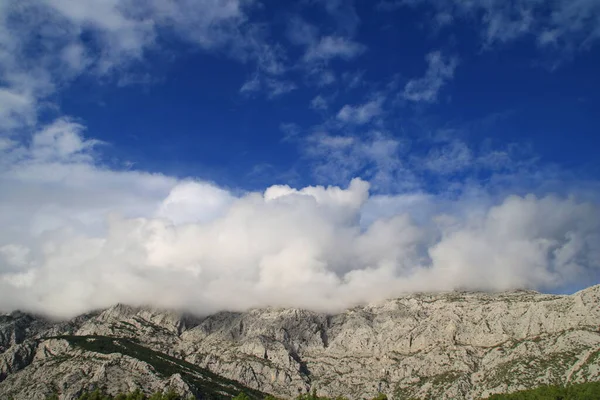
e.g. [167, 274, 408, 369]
[233, 392, 251, 400]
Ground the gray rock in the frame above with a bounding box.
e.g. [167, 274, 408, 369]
[1, 285, 599, 399]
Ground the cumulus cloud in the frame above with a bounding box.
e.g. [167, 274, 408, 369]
[0, 120, 599, 318]
[403, 51, 458, 103]
[0, 119, 178, 242]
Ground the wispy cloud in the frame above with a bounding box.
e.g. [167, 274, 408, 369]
[280, 122, 303, 142]
[282, 14, 365, 93]
[337, 97, 385, 124]
[266, 79, 298, 97]
[422, 140, 472, 175]
[240, 75, 297, 98]
[389, 0, 600, 54]
[240, 75, 262, 94]
[403, 51, 458, 103]
[301, 130, 413, 191]
[342, 70, 365, 89]
[310, 95, 330, 111]
[292, 103, 552, 195]
[286, 15, 320, 46]
[312, 0, 361, 35]
[287, 16, 365, 65]
[314, 69, 338, 87]
[0, 0, 288, 130]
[304, 36, 366, 62]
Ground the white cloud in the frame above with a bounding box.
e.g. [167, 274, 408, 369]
[30, 119, 103, 163]
[279, 122, 302, 142]
[157, 181, 235, 226]
[304, 36, 366, 62]
[287, 17, 365, 62]
[313, 0, 361, 35]
[239, 75, 262, 94]
[1, 121, 598, 318]
[302, 131, 413, 191]
[0, 88, 37, 131]
[427, 195, 600, 291]
[337, 97, 384, 124]
[0, 0, 286, 133]
[423, 140, 472, 174]
[265, 79, 297, 97]
[33, 0, 250, 63]
[286, 16, 320, 46]
[0, 0, 598, 321]
[315, 69, 337, 86]
[342, 70, 364, 89]
[310, 95, 329, 111]
[403, 51, 458, 103]
[285, 15, 364, 88]
[394, 0, 600, 52]
[240, 75, 297, 98]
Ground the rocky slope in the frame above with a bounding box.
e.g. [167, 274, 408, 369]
[1, 285, 599, 399]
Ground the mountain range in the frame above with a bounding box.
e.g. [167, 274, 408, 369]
[1, 285, 599, 399]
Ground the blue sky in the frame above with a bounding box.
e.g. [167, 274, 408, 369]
[0, 0, 599, 316]
[48, 0, 600, 192]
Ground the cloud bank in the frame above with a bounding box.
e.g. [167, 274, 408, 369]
[0, 0, 599, 320]
[0, 119, 598, 318]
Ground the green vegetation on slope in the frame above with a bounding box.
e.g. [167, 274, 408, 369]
[45, 388, 390, 400]
[46, 335, 265, 400]
[484, 381, 600, 399]
[46, 388, 192, 399]
[44, 382, 600, 400]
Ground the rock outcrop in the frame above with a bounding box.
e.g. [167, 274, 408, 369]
[1, 285, 599, 399]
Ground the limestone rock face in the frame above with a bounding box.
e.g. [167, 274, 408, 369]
[1, 285, 599, 399]
[1, 338, 195, 400]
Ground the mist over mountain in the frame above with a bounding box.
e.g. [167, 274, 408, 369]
[1, 172, 599, 319]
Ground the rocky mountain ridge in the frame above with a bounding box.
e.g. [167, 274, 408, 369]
[1, 285, 599, 399]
